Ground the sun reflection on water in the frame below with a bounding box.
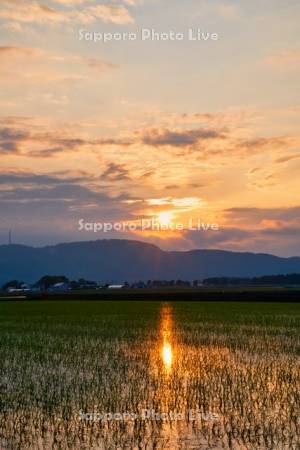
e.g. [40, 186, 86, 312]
[162, 342, 172, 368]
[160, 304, 173, 373]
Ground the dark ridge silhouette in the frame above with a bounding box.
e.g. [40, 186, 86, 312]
[1, 239, 300, 284]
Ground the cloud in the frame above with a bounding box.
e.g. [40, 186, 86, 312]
[51, 0, 91, 4]
[238, 137, 286, 150]
[1, 112, 298, 172]
[0, 170, 135, 213]
[265, 50, 300, 69]
[141, 127, 224, 147]
[0, 168, 143, 245]
[233, 136, 295, 156]
[87, 59, 118, 72]
[0, 0, 134, 26]
[122, 0, 140, 5]
[0, 127, 29, 153]
[0, 46, 40, 57]
[145, 197, 204, 211]
[143, 205, 300, 256]
[224, 206, 300, 224]
[0, 117, 135, 158]
[275, 153, 300, 164]
[0, 123, 89, 156]
[138, 125, 299, 167]
[1, 162, 300, 256]
[101, 163, 131, 181]
[73, 5, 134, 24]
[0, 21, 23, 32]
[0, 45, 117, 86]
[0, 1, 66, 24]
[179, 224, 300, 256]
[0, 171, 89, 186]
[214, 3, 240, 19]
[197, 1, 241, 21]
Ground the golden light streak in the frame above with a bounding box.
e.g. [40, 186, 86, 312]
[162, 342, 172, 369]
[160, 305, 174, 374]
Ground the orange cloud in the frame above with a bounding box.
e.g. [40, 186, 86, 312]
[73, 5, 134, 25]
[0, 0, 134, 26]
[140, 127, 225, 147]
[265, 50, 300, 69]
[0, 46, 117, 85]
[0, 1, 66, 24]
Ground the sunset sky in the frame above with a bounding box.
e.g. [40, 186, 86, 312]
[0, 0, 300, 255]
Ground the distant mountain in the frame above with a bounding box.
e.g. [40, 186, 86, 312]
[0, 239, 300, 285]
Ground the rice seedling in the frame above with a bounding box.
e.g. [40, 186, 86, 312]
[0, 300, 299, 449]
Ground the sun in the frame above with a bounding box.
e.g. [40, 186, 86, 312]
[157, 211, 173, 226]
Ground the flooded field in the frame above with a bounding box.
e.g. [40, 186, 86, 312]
[0, 300, 299, 449]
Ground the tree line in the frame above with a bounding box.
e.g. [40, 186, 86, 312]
[202, 274, 300, 286]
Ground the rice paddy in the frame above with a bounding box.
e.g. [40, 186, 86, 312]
[0, 300, 299, 449]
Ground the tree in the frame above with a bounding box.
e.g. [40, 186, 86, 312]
[2, 280, 25, 291]
[36, 275, 69, 290]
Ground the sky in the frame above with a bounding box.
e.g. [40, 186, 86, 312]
[0, 0, 300, 255]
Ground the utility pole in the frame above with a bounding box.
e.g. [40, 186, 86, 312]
[9, 229, 12, 245]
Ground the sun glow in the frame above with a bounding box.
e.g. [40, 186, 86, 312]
[157, 211, 174, 226]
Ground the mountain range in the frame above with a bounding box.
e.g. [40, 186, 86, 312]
[1, 239, 300, 285]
